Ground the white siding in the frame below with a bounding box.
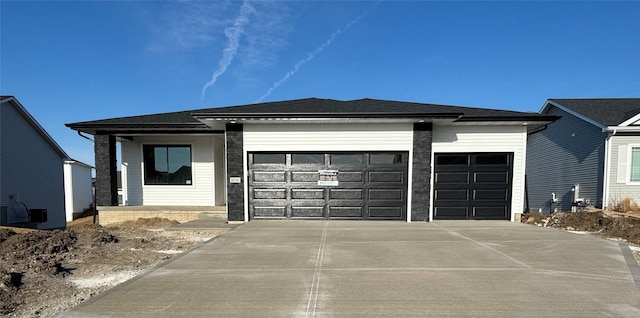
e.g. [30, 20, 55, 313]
[432, 125, 528, 221]
[244, 123, 414, 151]
[213, 136, 226, 205]
[63, 162, 93, 221]
[606, 135, 640, 207]
[121, 135, 223, 206]
[0, 101, 66, 229]
[244, 123, 414, 221]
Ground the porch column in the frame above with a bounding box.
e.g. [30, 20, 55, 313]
[94, 133, 118, 206]
[411, 123, 433, 221]
[226, 123, 245, 221]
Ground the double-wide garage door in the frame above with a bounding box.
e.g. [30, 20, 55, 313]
[248, 152, 408, 220]
[434, 153, 513, 220]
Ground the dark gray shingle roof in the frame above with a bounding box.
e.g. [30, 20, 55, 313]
[549, 98, 640, 126]
[67, 98, 556, 134]
[192, 98, 535, 118]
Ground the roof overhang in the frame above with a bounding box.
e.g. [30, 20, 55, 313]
[191, 113, 465, 129]
[65, 123, 213, 135]
[541, 99, 607, 131]
[2, 96, 70, 159]
[605, 126, 640, 134]
[192, 112, 559, 131]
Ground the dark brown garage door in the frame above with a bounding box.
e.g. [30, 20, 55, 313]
[434, 153, 513, 220]
[248, 152, 408, 220]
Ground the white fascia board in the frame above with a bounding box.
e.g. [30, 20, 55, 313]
[605, 126, 640, 133]
[543, 100, 607, 131]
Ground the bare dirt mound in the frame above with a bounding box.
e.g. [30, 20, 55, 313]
[0, 218, 225, 317]
[522, 210, 640, 246]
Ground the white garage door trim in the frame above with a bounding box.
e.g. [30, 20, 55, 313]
[431, 125, 528, 222]
[243, 123, 414, 222]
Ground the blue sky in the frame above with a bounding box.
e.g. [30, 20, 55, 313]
[2, 1, 639, 166]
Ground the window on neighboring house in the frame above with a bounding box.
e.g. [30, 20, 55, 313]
[631, 147, 640, 182]
[143, 145, 192, 185]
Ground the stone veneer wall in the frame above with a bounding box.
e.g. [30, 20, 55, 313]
[225, 124, 245, 221]
[411, 123, 433, 221]
[94, 134, 118, 206]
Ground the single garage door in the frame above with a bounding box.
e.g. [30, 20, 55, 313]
[434, 153, 513, 220]
[248, 152, 408, 220]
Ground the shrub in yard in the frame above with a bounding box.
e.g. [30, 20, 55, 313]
[610, 197, 640, 213]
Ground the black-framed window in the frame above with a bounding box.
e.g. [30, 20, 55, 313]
[143, 145, 192, 185]
[436, 155, 468, 165]
[292, 153, 325, 164]
[475, 154, 509, 165]
[253, 153, 286, 164]
[370, 153, 402, 165]
[331, 154, 363, 165]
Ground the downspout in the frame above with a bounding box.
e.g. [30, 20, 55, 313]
[602, 128, 617, 210]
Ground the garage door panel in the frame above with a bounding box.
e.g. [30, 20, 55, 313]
[330, 207, 363, 218]
[338, 171, 364, 182]
[253, 172, 286, 183]
[330, 189, 363, 199]
[253, 189, 286, 199]
[369, 189, 403, 200]
[473, 206, 508, 219]
[291, 172, 317, 183]
[291, 207, 324, 218]
[369, 207, 402, 218]
[435, 189, 468, 200]
[292, 189, 324, 199]
[474, 172, 508, 183]
[435, 207, 468, 218]
[473, 189, 507, 200]
[253, 206, 286, 217]
[436, 172, 469, 183]
[369, 171, 404, 183]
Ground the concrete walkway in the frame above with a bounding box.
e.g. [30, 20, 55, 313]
[60, 221, 640, 317]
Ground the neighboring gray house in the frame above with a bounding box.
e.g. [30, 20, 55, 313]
[527, 98, 640, 213]
[1, 96, 69, 229]
[67, 98, 557, 224]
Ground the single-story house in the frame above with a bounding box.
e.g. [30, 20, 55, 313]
[66, 98, 558, 223]
[1, 96, 92, 229]
[527, 98, 640, 213]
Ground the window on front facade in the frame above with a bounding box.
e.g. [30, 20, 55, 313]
[630, 147, 640, 182]
[143, 145, 192, 185]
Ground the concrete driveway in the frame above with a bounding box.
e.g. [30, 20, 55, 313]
[60, 221, 640, 317]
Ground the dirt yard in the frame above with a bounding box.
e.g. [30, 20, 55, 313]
[522, 209, 640, 263]
[0, 217, 227, 317]
[2, 211, 640, 317]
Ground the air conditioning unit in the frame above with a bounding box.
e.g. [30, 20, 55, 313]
[29, 209, 48, 223]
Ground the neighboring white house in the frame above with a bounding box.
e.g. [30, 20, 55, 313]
[1, 96, 92, 229]
[64, 160, 94, 221]
[68, 98, 558, 224]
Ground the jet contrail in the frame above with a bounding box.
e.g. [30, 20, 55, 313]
[201, 1, 255, 99]
[255, 3, 377, 103]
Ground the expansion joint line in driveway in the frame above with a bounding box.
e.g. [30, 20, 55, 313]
[433, 223, 533, 269]
[306, 220, 329, 318]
